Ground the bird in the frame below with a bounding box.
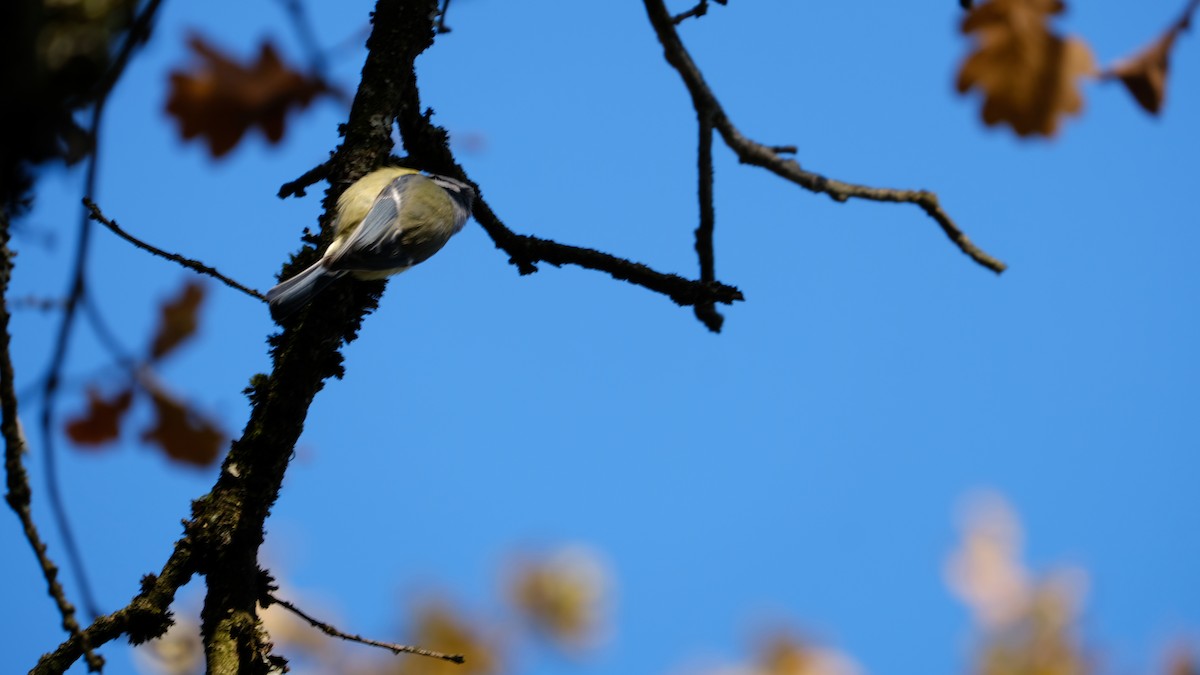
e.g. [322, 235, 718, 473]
[266, 166, 475, 320]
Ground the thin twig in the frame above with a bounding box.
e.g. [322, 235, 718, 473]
[673, 0, 728, 24]
[81, 293, 138, 369]
[278, 161, 331, 199]
[1186, 0, 1200, 27]
[471, 200, 743, 308]
[436, 0, 453, 33]
[32, 545, 196, 675]
[84, 199, 267, 302]
[95, 0, 166, 101]
[371, 2, 743, 322]
[267, 594, 466, 663]
[35, 0, 169, 628]
[644, 0, 1007, 274]
[693, 110, 723, 331]
[11, 296, 64, 312]
[275, 0, 329, 76]
[41, 104, 105, 629]
[2, 212, 103, 671]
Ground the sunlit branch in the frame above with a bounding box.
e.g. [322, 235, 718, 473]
[84, 199, 267, 301]
[266, 594, 466, 663]
[645, 0, 1007, 274]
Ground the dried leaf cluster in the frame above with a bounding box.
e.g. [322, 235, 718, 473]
[65, 280, 225, 466]
[957, 0, 1198, 135]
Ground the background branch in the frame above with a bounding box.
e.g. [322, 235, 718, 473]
[38, 106, 104, 632]
[1, 213, 102, 672]
[644, 0, 1006, 275]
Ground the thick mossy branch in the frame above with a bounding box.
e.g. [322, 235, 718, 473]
[32, 1, 444, 673]
[196, 2, 442, 673]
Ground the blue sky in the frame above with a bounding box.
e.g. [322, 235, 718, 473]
[3, 1, 1198, 674]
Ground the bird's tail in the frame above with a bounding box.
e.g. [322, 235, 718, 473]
[266, 261, 342, 321]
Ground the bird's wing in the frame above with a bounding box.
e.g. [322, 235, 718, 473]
[326, 173, 454, 273]
[326, 173, 412, 268]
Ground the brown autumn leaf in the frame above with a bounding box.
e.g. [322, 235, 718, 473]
[1105, 26, 1179, 115]
[957, 0, 1096, 137]
[165, 35, 330, 157]
[149, 280, 205, 361]
[140, 382, 224, 466]
[65, 387, 134, 447]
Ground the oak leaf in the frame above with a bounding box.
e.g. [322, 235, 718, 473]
[166, 35, 330, 157]
[140, 383, 224, 466]
[1105, 25, 1180, 114]
[957, 0, 1096, 136]
[65, 387, 134, 447]
[149, 280, 205, 361]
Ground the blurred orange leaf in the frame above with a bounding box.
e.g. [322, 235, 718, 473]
[64, 387, 134, 447]
[166, 35, 330, 157]
[1105, 24, 1181, 114]
[150, 280, 205, 361]
[957, 0, 1096, 136]
[398, 601, 499, 675]
[758, 633, 860, 675]
[1168, 646, 1198, 675]
[140, 381, 224, 466]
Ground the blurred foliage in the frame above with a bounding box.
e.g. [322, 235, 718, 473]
[956, 0, 1197, 136]
[132, 511, 1193, 675]
[508, 546, 609, 652]
[956, 0, 1095, 137]
[0, 0, 138, 210]
[64, 279, 226, 466]
[165, 35, 334, 158]
[9, 2, 1197, 673]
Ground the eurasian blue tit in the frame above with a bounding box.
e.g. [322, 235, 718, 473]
[267, 167, 475, 320]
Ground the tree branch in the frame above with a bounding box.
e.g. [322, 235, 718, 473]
[277, 160, 331, 199]
[471, 199, 743, 308]
[672, 0, 728, 25]
[643, 0, 1007, 275]
[32, 545, 196, 675]
[437, 0, 454, 33]
[193, 1, 448, 672]
[84, 199, 267, 302]
[1, 210, 103, 672]
[35, 0, 170, 618]
[382, 46, 744, 320]
[693, 110, 723, 331]
[265, 594, 466, 663]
